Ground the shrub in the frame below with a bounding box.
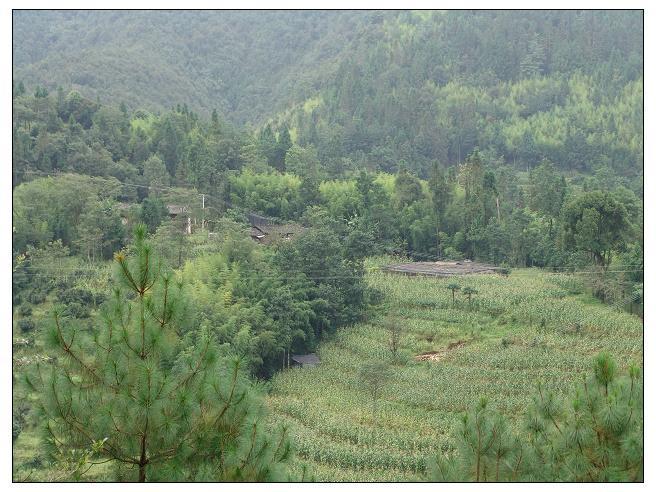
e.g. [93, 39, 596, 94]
[18, 304, 33, 317]
[93, 292, 107, 306]
[12, 410, 27, 442]
[18, 318, 35, 333]
[366, 287, 385, 306]
[57, 287, 95, 307]
[12, 418, 22, 442]
[27, 290, 47, 305]
[65, 302, 90, 319]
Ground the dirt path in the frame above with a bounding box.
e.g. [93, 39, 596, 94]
[415, 340, 468, 362]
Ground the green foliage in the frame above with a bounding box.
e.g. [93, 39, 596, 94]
[446, 283, 460, 306]
[13, 174, 123, 254]
[142, 154, 169, 189]
[359, 362, 392, 409]
[394, 169, 424, 208]
[319, 180, 361, 220]
[18, 318, 36, 333]
[11, 79, 642, 284]
[26, 225, 291, 481]
[13, 11, 643, 178]
[13, 405, 29, 443]
[562, 191, 630, 268]
[73, 199, 126, 261]
[268, 267, 642, 481]
[433, 397, 522, 481]
[18, 304, 33, 317]
[520, 34, 546, 78]
[178, 219, 370, 378]
[430, 353, 643, 482]
[284, 144, 322, 178]
[382, 317, 402, 360]
[11, 11, 644, 483]
[528, 160, 566, 223]
[461, 286, 478, 305]
[285, 12, 642, 176]
[14, 11, 379, 125]
[229, 170, 302, 219]
[140, 196, 168, 233]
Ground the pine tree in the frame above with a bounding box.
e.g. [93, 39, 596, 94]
[211, 108, 220, 131]
[523, 353, 642, 481]
[12, 79, 26, 98]
[432, 397, 523, 481]
[528, 160, 567, 233]
[430, 353, 643, 482]
[27, 225, 291, 482]
[258, 124, 278, 168]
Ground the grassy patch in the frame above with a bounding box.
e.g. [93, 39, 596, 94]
[266, 264, 643, 481]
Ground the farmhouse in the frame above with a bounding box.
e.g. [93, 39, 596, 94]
[247, 213, 305, 245]
[166, 204, 192, 234]
[166, 204, 188, 218]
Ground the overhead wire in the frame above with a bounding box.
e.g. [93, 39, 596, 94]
[15, 172, 643, 280]
[19, 169, 237, 211]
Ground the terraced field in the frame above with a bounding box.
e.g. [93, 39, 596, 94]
[266, 258, 644, 481]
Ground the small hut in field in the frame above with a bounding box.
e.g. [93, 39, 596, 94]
[291, 353, 320, 368]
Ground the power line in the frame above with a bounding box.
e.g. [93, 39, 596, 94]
[15, 172, 644, 279]
[20, 170, 234, 210]
[11, 266, 644, 274]
[13, 267, 643, 280]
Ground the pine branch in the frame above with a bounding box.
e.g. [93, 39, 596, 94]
[54, 312, 104, 386]
[169, 338, 211, 395]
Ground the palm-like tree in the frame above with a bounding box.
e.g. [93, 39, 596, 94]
[447, 283, 461, 306]
[462, 286, 478, 306]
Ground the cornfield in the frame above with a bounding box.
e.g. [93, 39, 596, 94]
[266, 259, 643, 481]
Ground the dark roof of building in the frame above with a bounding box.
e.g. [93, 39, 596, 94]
[250, 223, 306, 244]
[291, 353, 320, 366]
[250, 227, 267, 240]
[167, 205, 188, 215]
[247, 212, 272, 227]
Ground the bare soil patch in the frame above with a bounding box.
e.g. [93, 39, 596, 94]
[415, 340, 467, 362]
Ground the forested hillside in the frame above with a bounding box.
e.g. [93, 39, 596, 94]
[280, 10, 643, 177]
[13, 10, 377, 124]
[14, 12, 643, 174]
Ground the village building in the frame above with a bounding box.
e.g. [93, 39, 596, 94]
[167, 205, 192, 234]
[247, 213, 305, 245]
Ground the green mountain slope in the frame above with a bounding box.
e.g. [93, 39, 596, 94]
[12, 10, 381, 124]
[275, 10, 643, 175]
[13, 10, 643, 177]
